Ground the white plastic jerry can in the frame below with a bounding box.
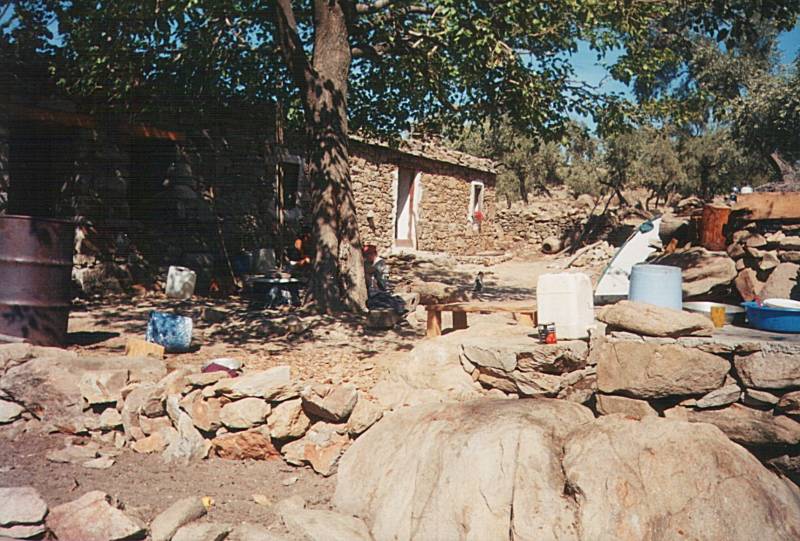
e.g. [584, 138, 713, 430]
[165, 266, 197, 300]
[536, 272, 595, 340]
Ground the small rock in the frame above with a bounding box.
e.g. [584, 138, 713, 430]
[162, 411, 211, 463]
[777, 390, 800, 417]
[0, 486, 48, 526]
[742, 389, 780, 408]
[190, 397, 223, 432]
[277, 503, 372, 541]
[132, 429, 174, 454]
[186, 371, 229, 388]
[595, 394, 657, 419]
[252, 494, 272, 506]
[47, 491, 146, 541]
[210, 366, 292, 400]
[0, 399, 24, 424]
[150, 496, 207, 541]
[228, 523, 289, 541]
[201, 306, 228, 324]
[82, 456, 115, 469]
[268, 399, 311, 440]
[220, 398, 271, 430]
[79, 370, 129, 405]
[46, 443, 99, 464]
[281, 476, 299, 487]
[301, 383, 358, 422]
[98, 408, 123, 430]
[346, 396, 383, 436]
[0, 522, 47, 538]
[735, 268, 764, 302]
[695, 384, 742, 409]
[171, 522, 231, 541]
[281, 422, 349, 476]
[139, 415, 173, 436]
[212, 427, 280, 460]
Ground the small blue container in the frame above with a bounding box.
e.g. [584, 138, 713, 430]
[146, 311, 193, 352]
[742, 302, 800, 333]
[629, 264, 683, 311]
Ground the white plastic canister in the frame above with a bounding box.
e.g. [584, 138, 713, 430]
[165, 266, 197, 300]
[628, 264, 682, 310]
[536, 272, 595, 339]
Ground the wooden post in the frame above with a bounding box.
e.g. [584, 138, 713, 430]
[452, 311, 468, 330]
[426, 310, 442, 337]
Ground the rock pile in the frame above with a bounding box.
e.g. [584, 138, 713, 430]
[727, 223, 800, 300]
[436, 302, 800, 484]
[0, 343, 384, 477]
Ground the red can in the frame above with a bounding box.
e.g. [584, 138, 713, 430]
[538, 323, 557, 344]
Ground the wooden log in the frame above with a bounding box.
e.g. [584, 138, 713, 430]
[733, 192, 800, 220]
[700, 204, 731, 251]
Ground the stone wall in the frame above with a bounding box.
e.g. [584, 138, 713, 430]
[455, 306, 800, 484]
[727, 218, 800, 301]
[350, 141, 498, 255]
[493, 194, 594, 251]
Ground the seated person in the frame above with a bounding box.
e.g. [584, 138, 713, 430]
[286, 235, 312, 269]
[363, 245, 388, 294]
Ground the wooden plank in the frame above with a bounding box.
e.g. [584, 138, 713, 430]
[126, 338, 165, 359]
[452, 311, 468, 330]
[733, 192, 800, 220]
[516, 312, 536, 327]
[425, 300, 537, 313]
[426, 310, 442, 338]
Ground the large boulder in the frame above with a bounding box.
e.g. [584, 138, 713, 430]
[652, 246, 737, 297]
[596, 341, 730, 399]
[597, 301, 714, 337]
[370, 338, 481, 410]
[562, 415, 800, 541]
[334, 399, 594, 540]
[334, 399, 800, 541]
[735, 350, 800, 390]
[0, 356, 84, 423]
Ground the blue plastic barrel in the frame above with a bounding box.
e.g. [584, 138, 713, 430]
[146, 311, 193, 352]
[629, 264, 682, 310]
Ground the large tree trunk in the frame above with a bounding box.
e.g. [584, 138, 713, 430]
[273, 0, 367, 313]
[769, 151, 799, 183]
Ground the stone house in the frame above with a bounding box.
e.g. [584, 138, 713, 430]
[349, 138, 498, 255]
[0, 96, 498, 291]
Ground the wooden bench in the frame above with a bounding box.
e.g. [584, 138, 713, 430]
[425, 301, 537, 337]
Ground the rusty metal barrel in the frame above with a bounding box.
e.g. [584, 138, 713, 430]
[0, 215, 75, 346]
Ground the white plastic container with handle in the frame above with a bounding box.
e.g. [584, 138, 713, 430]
[165, 266, 197, 300]
[536, 272, 595, 339]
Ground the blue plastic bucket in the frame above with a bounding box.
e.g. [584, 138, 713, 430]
[146, 311, 193, 352]
[629, 264, 682, 310]
[742, 302, 800, 333]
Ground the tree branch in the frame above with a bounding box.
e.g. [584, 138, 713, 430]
[269, 0, 314, 94]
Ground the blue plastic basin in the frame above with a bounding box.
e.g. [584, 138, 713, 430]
[742, 302, 800, 333]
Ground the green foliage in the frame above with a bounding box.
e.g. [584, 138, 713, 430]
[730, 66, 800, 166]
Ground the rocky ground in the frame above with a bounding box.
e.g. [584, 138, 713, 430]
[4, 251, 610, 541]
[65, 253, 582, 393]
